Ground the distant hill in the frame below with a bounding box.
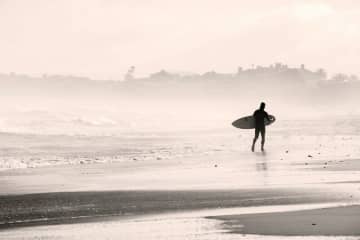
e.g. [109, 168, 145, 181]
[1, 63, 359, 104]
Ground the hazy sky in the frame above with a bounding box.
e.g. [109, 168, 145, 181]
[0, 0, 359, 79]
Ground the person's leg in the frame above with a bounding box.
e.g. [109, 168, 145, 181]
[260, 128, 266, 151]
[252, 128, 260, 152]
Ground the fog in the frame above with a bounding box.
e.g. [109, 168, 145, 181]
[0, 65, 359, 135]
[1, 1, 360, 135]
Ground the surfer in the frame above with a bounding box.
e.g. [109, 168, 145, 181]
[251, 102, 273, 152]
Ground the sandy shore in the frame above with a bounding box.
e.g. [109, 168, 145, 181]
[210, 205, 360, 236]
[1, 149, 358, 230]
[1, 130, 360, 238]
[0, 187, 346, 229]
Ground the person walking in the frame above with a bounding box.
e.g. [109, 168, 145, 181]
[251, 102, 274, 152]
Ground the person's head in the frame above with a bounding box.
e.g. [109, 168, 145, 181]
[260, 102, 266, 110]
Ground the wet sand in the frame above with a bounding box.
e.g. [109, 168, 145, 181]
[210, 205, 360, 236]
[1, 129, 360, 238]
[0, 188, 347, 228]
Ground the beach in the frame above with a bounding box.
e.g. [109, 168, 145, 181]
[210, 205, 360, 236]
[1, 119, 360, 239]
[3, 0, 360, 238]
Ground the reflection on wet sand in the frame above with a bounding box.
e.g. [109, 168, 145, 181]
[0, 128, 360, 239]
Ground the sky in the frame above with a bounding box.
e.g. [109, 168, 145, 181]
[0, 0, 359, 79]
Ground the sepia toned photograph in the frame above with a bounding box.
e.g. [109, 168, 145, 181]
[1, 0, 360, 239]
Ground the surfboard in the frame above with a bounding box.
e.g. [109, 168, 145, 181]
[232, 115, 275, 129]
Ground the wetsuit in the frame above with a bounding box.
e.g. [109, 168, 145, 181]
[253, 109, 270, 145]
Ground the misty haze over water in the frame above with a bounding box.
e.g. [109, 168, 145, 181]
[1, 63, 360, 135]
[1, 1, 360, 136]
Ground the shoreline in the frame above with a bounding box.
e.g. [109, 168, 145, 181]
[209, 205, 360, 236]
[0, 188, 348, 230]
[0, 127, 360, 237]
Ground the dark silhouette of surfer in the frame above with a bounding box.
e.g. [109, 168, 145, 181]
[251, 102, 273, 152]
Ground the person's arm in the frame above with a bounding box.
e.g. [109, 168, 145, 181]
[265, 112, 271, 121]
